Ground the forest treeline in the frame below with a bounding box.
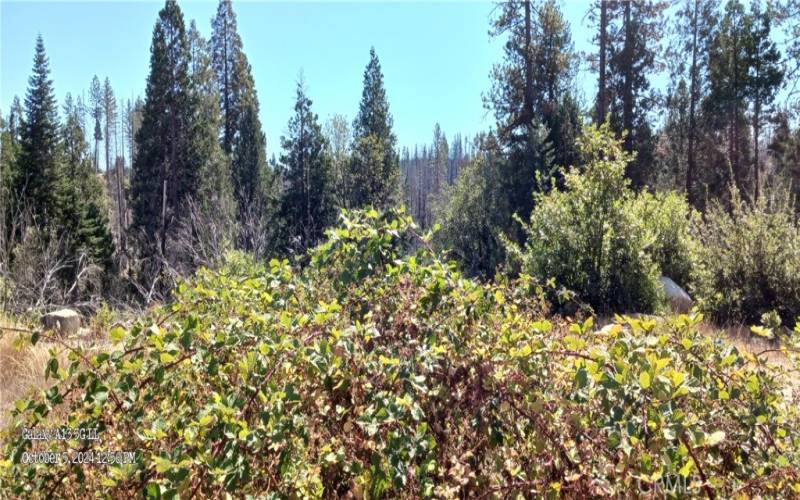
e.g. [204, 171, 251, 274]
[0, 0, 799, 315]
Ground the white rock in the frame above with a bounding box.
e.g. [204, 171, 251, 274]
[41, 309, 81, 337]
[659, 276, 692, 313]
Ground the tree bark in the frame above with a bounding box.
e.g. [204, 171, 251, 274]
[686, 0, 699, 206]
[597, 0, 608, 123]
[622, 0, 634, 153]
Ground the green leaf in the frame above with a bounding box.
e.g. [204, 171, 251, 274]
[679, 459, 694, 478]
[639, 371, 651, 389]
[109, 326, 126, 344]
[379, 355, 400, 366]
[750, 325, 774, 339]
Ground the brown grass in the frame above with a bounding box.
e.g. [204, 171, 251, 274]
[0, 312, 114, 440]
[0, 314, 64, 431]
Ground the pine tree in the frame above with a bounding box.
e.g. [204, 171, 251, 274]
[349, 47, 400, 209]
[323, 114, 351, 209]
[102, 78, 117, 174]
[8, 96, 23, 146]
[606, 0, 667, 188]
[671, 0, 719, 205]
[434, 133, 509, 277]
[748, 0, 783, 201]
[101, 78, 125, 246]
[89, 76, 103, 173]
[428, 123, 449, 228]
[595, 0, 612, 123]
[15, 35, 61, 228]
[58, 96, 114, 271]
[279, 78, 335, 251]
[1, 107, 21, 260]
[131, 0, 198, 255]
[485, 0, 566, 238]
[211, 0, 268, 220]
[654, 78, 690, 190]
[706, 0, 754, 196]
[768, 112, 800, 204]
[211, 0, 244, 155]
[188, 20, 233, 215]
[125, 97, 144, 166]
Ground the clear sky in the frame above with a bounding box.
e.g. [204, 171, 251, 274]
[1, 1, 599, 155]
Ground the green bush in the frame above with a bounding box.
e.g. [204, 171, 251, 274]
[626, 190, 696, 288]
[509, 123, 661, 314]
[433, 137, 509, 278]
[690, 186, 800, 325]
[2, 209, 799, 497]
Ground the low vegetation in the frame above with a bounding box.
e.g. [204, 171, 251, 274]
[690, 185, 800, 327]
[2, 0, 800, 497]
[2, 210, 799, 497]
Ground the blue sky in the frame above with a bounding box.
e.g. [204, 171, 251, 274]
[1, 1, 599, 155]
[0, 0, 604, 155]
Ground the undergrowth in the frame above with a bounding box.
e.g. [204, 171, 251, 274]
[1, 208, 799, 498]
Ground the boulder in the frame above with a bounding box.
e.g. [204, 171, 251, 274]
[41, 309, 81, 337]
[658, 276, 692, 313]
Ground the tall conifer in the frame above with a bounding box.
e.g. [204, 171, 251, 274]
[279, 79, 335, 250]
[349, 47, 400, 209]
[15, 35, 60, 227]
[131, 0, 197, 254]
[211, 0, 268, 219]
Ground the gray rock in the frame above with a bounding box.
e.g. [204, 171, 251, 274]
[41, 309, 81, 337]
[659, 276, 692, 313]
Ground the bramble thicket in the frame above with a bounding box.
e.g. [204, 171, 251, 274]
[2, 210, 799, 497]
[2, 0, 800, 497]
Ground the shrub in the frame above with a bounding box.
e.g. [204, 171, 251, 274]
[2, 208, 798, 497]
[433, 137, 509, 278]
[509, 123, 661, 314]
[690, 185, 800, 325]
[626, 190, 696, 288]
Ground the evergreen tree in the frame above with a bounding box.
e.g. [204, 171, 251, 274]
[211, 0, 268, 220]
[426, 124, 449, 228]
[594, 0, 612, 123]
[211, 0, 244, 155]
[14, 35, 60, 228]
[188, 20, 233, 214]
[89, 75, 103, 173]
[101, 78, 124, 245]
[705, 0, 754, 197]
[349, 47, 400, 209]
[279, 79, 335, 251]
[1, 107, 21, 260]
[768, 112, 800, 204]
[131, 0, 198, 255]
[125, 97, 144, 166]
[486, 0, 575, 233]
[606, 0, 667, 188]
[434, 133, 509, 277]
[323, 113, 351, 209]
[58, 95, 114, 271]
[102, 77, 117, 174]
[748, 0, 783, 201]
[654, 78, 690, 190]
[8, 96, 23, 147]
[670, 0, 719, 205]
[231, 93, 268, 221]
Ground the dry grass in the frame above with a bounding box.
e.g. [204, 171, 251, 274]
[0, 314, 64, 432]
[0, 312, 114, 441]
